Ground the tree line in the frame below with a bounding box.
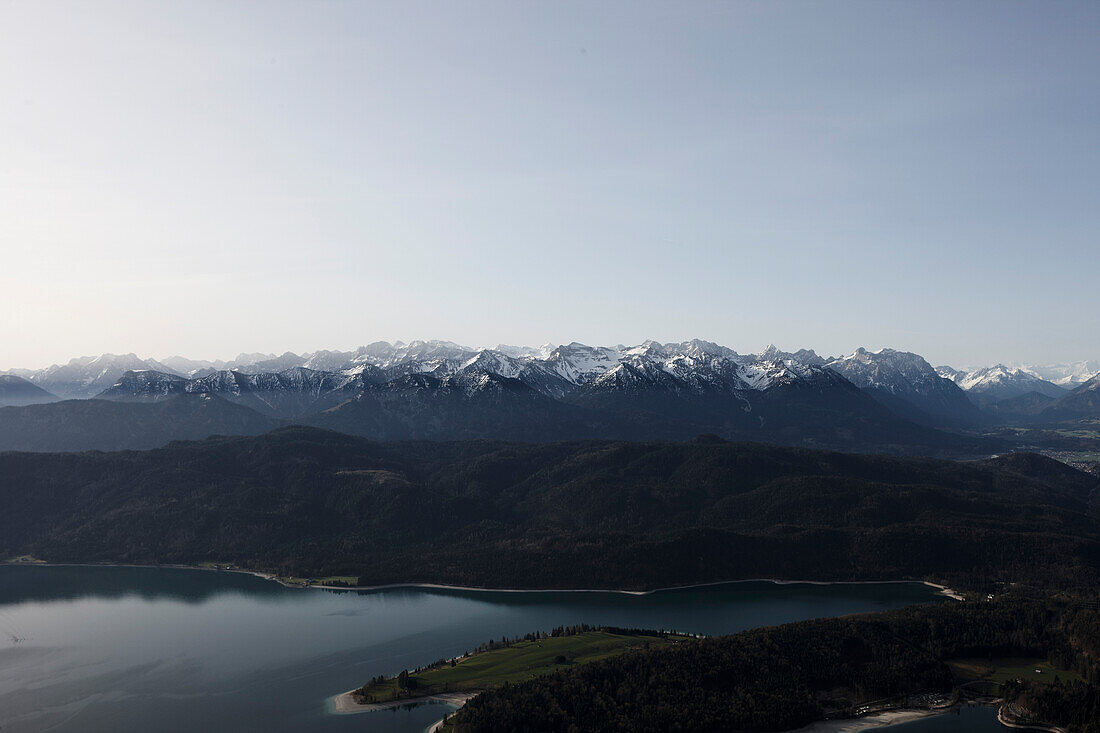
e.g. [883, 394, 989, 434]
[448, 596, 1100, 732]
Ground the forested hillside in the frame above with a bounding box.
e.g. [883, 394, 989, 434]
[2, 427, 1096, 590]
[449, 598, 1100, 733]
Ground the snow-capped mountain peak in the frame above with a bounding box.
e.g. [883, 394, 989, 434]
[826, 348, 943, 394]
[942, 364, 1067, 402]
[12, 342, 1096, 431]
[757, 345, 826, 366]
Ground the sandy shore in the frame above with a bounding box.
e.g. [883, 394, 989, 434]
[338, 577, 958, 597]
[796, 709, 943, 732]
[3, 559, 961, 599]
[998, 705, 1067, 733]
[922, 582, 965, 601]
[330, 689, 476, 715]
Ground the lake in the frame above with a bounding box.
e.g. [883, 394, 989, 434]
[0, 565, 947, 733]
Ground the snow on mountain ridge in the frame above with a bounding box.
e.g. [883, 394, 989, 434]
[90, 341, 851, 409]
[22, 343, 1096, 407]
[945, 364, 1067, 402]
[19, 353, 186, 398]
[1015, 360, 1100, 387]
[826, 348, 944, 395]
[958, 365, 1045, 391]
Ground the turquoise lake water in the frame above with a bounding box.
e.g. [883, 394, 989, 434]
[0, 565, 952, 732]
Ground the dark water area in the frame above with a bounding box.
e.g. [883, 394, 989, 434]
[0, 565, 941, 732]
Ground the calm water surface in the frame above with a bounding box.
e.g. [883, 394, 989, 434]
[0, 565, 947, 733]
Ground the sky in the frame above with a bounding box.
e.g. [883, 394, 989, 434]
[1, 1, 1097, 371]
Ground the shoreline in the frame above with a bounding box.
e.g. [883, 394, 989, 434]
[329, 688, 476, 716]
[796, 709, 944, 732]
[1, 559, 962, 599]
[920, 581, 965, 601]
[332, 701, 984, 733]
[998, 705, 1068, 733]
[5, 558, 965, 733]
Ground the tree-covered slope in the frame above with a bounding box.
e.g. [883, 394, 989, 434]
[1, 428, 1096, 589]
[449, 599, 1100, 733]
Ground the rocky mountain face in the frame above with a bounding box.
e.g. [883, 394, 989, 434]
[825, 348, 985, 428]
[6, 341, 1095, 452]
[1038, 375, 1100, 423]
[73, 340, 995, 455]
[10, 353, 183, 399]
[934, 362, 1099, 424]
[99, 366, 383, 418]
[949, 364, 1067, 403]
[100, 340, 830, 405]
[306, 370, 593, 442]
[98, 341, 864, 423]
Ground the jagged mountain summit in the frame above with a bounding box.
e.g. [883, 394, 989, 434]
[942, 364, 1067, 405]
[94, 341, 850, 418]
[5, 342, 1096, 453]
[0, 340, 1009, 454]
[99, 366, 383, 417]
[932, 361, 1100, 423]
[826, 348, 984, 428]
[11, 353, 182, 399]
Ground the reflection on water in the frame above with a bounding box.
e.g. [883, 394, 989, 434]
[0, 565, 940, 733]
[0, 564, 285, 605]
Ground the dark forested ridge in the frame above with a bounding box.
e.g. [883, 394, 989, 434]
[1003, 678, 1100, 732]
[448, 598, 1100, 733]
[0, 395, 278, 452]
[2, 427, 1097, 590]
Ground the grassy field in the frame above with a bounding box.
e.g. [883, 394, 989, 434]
[354, 630, 684, 703]
[948, 656, 1084, 694]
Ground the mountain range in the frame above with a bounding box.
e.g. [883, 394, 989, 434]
[1, 341, 1096, 453]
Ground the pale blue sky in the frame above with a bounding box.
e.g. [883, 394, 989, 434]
[2, 1, 1097, 370]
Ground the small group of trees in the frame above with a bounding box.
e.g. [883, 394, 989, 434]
[397, 669, 417, 691]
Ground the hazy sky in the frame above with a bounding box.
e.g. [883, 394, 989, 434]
[2, 1, 1097, 370]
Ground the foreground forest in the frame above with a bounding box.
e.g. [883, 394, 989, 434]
[448, 597, 1100, 733]
[1, 426, 1097, 590]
